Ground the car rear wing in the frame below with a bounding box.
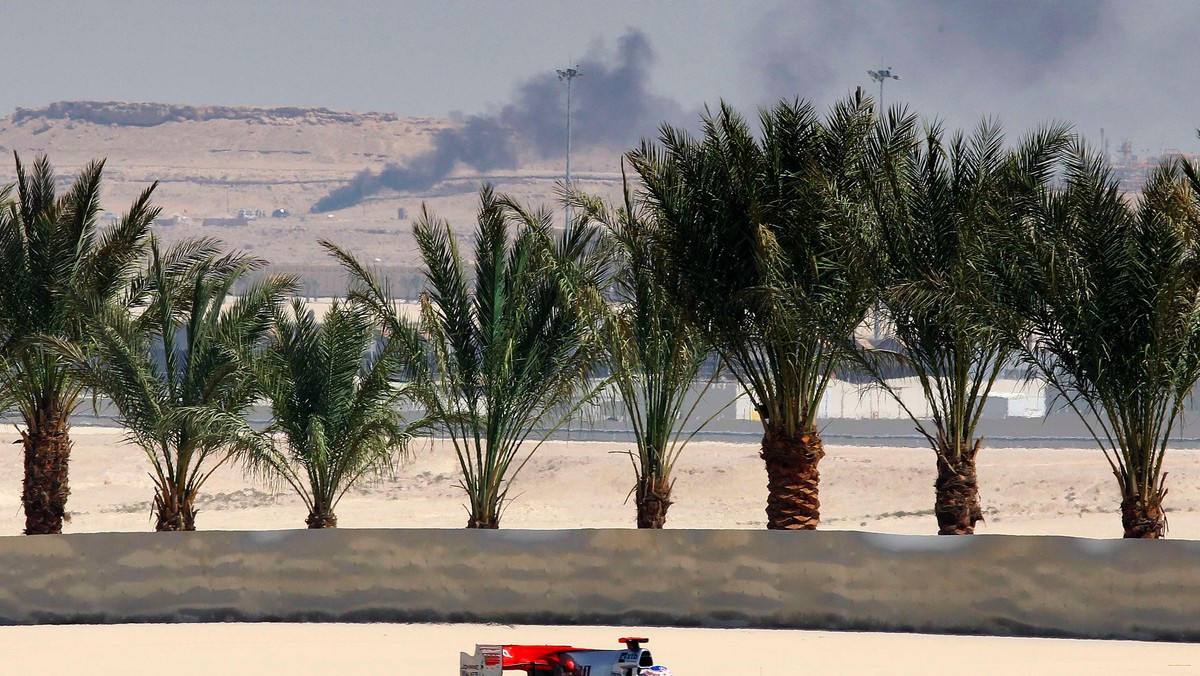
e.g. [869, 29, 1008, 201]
[460, 645, 503, 676]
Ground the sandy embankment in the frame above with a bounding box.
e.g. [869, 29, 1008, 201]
[4, 427, 1200, 674]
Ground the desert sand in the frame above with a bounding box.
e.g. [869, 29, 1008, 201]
[1, 622, 1199, 675]
[3, 427, 1200, 674]
[5, 426, 1200, 538]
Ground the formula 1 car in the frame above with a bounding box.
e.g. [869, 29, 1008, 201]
[460, 636, 671, 676]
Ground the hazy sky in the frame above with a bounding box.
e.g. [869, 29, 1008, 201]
[7, 1, 1200, 157]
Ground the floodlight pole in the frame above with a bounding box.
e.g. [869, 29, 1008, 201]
[558, 66, 581, 227]
[867, 67, 900, 342]
[867, 67, 901, 117]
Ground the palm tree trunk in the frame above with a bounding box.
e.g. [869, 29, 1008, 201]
[467, 510, 500, 529]
[761, 426, 824, 530]
[934, 438, 984, 535]
[20, 410, 72, 535]
[635, 475, 673, 529]
[306, 510, 338, 528]
[154, 487, 197, 531]
[1121, 490, 1166, 539]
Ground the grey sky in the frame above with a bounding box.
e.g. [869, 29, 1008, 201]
[5, 1, 1199, 157]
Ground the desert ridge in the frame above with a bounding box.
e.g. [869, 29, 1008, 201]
[0, 102, 625, 270]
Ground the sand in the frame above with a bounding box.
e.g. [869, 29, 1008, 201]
[0, 622, 1196, 675]
[5, 426, 1200, 538]
[4, 426, 1200, 673]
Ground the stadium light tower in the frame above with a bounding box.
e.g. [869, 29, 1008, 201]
[867, 66, 899, 342]
[867, 67, 900, 114]
[557, 65, 581, 227]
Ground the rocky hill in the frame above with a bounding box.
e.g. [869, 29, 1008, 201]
[0, 101, 622, 271]
[12, 101, 401, 127]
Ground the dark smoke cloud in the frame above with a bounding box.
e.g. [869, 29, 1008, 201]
[754, 0, 1103, 106]
[312, 29, 682, 213]
[500, 30, 683, 155]
[312, 116, 515, 212]
[749, 1, 1200, 157]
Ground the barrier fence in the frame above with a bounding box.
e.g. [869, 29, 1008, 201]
[0, 528, 1196, 641]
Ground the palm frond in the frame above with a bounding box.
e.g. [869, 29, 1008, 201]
[75, 236, 288, 529]
[630, 96, 879, 436]
[241, 243, 429, 523]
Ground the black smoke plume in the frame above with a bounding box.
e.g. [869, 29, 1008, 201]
[312, 117, 514, 212]
[753, 1, 1103, 106]
[312, 30, 682, 213]
[745, 1, 1200, 151]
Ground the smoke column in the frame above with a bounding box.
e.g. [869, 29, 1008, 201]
[752, 0, 1103, 104]
[743, 0, 1200, 154]
[312, 30, 682, 213]
[312, 116, 514, 212]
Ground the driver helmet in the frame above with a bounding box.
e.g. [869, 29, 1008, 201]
[641, 667, 672, 676]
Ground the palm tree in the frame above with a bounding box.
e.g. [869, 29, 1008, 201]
[0, 155, 157, 534]
[70, 237, 295, 531]
[334, 186, 606, 528]
[864, 119, 1070, 534]
[575, 176, 725, 528]
[246, 297, 418, 528]
[628, 95, 881, 530]
[1006, 144, 1200, 538]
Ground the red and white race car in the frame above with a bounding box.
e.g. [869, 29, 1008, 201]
[460, 636, 671, 676]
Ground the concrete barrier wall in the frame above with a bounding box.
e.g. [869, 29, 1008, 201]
[1, 529, 1198, 641]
